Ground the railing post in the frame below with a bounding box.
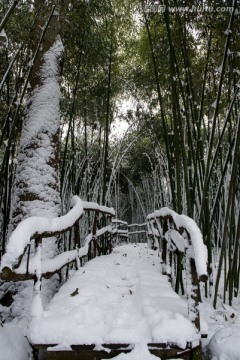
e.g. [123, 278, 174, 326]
[26, 244, 31, 275]
[92, 210, 99, 258]
[88, 241, 92, 261]
[180, 228, 201, 333]
[74, 220, 81, 249]
[190, 257, 201, 331]
[108, 215, 113, 254]
[147, 220, 153, 247]
[116, 222, 119, 244]
[34, 236, 42, 284]
[161, 216, 168, 274]
[103, 213, 107, 254]
[148, 220, 157, 249]
[31, 236, 43, 319]
[106, 215, 113, 254]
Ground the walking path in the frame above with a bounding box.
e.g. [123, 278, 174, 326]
[29, 243, 199, 350]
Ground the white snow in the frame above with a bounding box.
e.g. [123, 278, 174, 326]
[208, 325, 240, 360]
[103, 344, 159, 359]
[82, 201, 115, 216]
[201, 299, 240, 360]
[10, 37, 64, 226]
[0, 29, 8, 46]
[2, 195, 239, 360]
[1, 243, 240, 359]
[48, 343, 72, 351]
[8, 37, 64, 264]
[0, 197, 115, 273]
[112, 219, 128, 225]
[211, 100, 217, 109]
[28, 244, 199, 349]
[21, 249, 78, 275]
[0, 196, 83, 270]
[169, 230, 185, 253]
[0, 323, 31, 360]
[147, 208, 208, 279]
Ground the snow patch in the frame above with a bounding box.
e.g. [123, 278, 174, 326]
[209, 325, 240, 360]
[0, 323, 31, 360]
[1, 196, 83, 270]
[147, 208, 208, 279]
[103, 344, 159, 359]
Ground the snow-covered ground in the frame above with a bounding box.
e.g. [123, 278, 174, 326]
[1, 243, 240, 359]
[0, 322, 31, 360]
[200, 298, 240, 359]
[29, 243, 198, 347]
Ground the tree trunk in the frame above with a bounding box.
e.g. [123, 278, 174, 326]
[9, 5, 64, 260]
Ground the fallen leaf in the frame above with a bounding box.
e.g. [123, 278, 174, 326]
[70, 288, 79, 297]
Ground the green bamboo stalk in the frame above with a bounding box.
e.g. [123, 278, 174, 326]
[210, 142, 233, 226]
[60, 58, 81, 189]
[196, 27, 212, 189]
[208, 88, 238, 198]
[0, 0, 19, 33]
[213, 110, 240, 308]
[233, 210, 240, 297]
[102, 38, 113, 206]
[199, 0, 237, 224]
[163, 0, 192, 215]
[143, 9, 176, 210]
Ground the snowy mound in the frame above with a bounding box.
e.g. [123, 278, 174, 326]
[0, 323, 30, 360]
[209, 324, 240, 360]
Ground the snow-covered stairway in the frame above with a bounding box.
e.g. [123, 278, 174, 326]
[29, 244, 202, 360]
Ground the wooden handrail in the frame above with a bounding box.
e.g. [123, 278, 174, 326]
[147, 208, 208, 333]
[0, 196, 115, 281]
[0, 201, 207, 337]
[112, 221, 148, 243]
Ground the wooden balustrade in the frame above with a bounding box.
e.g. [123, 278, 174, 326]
[0, 200, 207, 346]
[0, 197, 115, 283]
[112, 220, 148, 243]
[147, 209, 208, 334]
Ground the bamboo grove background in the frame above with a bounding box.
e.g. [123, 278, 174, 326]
[0, 0, 240, 308]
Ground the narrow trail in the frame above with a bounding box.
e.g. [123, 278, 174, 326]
[29, 243, 198, 349]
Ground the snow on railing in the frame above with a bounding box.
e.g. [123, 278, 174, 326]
[112, 219, 129, 243]
[0, 200, 207, 334]
[147, 208, 208, 279]
[0, 196, 115, 281]
[82, 201, 115, 216]
[147, 207, 208, 333]
[112, 221, 148, 243]
[0, 196, 115, 326]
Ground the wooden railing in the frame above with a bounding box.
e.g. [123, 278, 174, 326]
[147, 207, 208, 333]
[0, 200, 207, 339]
[0, 196, 115, 282]
[111, 211, 208, 333]
[112, 220, 148, 243]
[112, 219, 129, 243]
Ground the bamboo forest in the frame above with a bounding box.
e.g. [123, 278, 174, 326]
[0, 1, 240, 359]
